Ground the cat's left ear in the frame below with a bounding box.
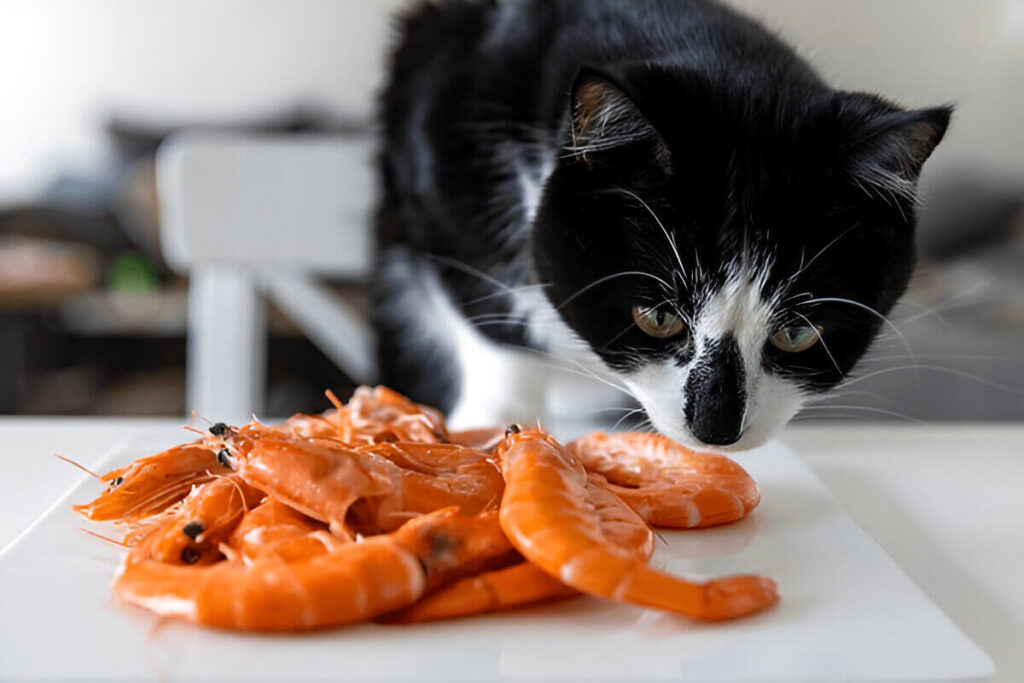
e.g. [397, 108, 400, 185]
[841, 96, 953, 200]
[568, 68, 670, 167]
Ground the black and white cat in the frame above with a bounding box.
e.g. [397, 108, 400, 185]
[372, 0, 950, 450]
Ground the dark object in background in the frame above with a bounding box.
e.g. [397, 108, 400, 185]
[0, 106, 365, 416]
[917, 172, 1024, 260]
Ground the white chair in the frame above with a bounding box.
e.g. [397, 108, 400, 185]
[157, 133, 377, 422]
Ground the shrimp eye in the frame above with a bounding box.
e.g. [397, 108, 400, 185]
[505, 424, 521, 436]
[182, 521, 204, 540]
[216, 448, 234, 468]
[209, 422, 229, 437]
[632, 304, 686, 339]
[180, 546, 201, 564]
[111, 476, 124, 487]
[769, 324, 823, 353]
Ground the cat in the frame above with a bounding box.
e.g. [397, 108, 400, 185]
[372, 0, 951, 450]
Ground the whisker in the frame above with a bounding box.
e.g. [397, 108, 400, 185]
[611, 187, 686, 280]
[797, 404, 927, 424]
[556, 270, 672, 311]
[838, 363, 1024, 397]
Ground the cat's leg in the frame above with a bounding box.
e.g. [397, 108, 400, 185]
[371, 244, 461, 414]
[373, 240, 549, 426]
[447, 338, 549, 430]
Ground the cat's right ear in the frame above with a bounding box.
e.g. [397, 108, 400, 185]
[568, 68, 670, 167]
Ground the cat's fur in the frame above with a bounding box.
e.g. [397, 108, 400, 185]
[373, 0, 950, 449]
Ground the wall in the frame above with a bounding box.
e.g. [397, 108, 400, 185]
[0, 0, 1020, 198]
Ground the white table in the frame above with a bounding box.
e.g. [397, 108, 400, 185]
[1, 419, 1021, 681]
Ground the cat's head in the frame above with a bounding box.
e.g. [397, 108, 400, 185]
[533, 64, 950, 450]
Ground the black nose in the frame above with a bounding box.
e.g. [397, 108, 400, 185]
[684, 335, 746, 446]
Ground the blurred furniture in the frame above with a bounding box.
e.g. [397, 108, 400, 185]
[157, 134, 376, 422]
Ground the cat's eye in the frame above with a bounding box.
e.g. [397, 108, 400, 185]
[632, 304, 686, 339]
[769, 324, 823, 353]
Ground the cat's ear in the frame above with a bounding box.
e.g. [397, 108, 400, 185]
[569, 68, 670, 167]
[841, 96, 952, 201]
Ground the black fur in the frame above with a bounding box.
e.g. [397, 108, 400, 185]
[374, 0, 950, 424]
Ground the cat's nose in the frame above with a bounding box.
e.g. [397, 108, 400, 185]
[684, 335, 746, 446]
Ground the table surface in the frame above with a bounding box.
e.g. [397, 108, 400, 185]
[2, 418, 1021, 681]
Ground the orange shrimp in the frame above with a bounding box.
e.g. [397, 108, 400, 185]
[349, 441, 504, 532]
[569, 432, 761, 528]
[74, 442, 229, 523]
[228, 496, 336, 563]
[386, 473, 654, 624]
[113, 507, 508, 631]
[127, 475, 264, 566]
[219, 426, 505, 536]
[220, 425, 393, 538]
[496, 426, 778, 621]
[447, 426, 506, 451]
[325, 386, 450, 445]
[281, 412, 342, 440]
[385, 562, 575, 624]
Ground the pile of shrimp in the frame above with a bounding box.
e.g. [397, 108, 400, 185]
[72, 386, 778, 632]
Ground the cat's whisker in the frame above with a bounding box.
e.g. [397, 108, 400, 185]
[890, 278, 995, 331]
[555, 270, 672, 312]
[799, 296, 916, 365]
[611, 407, 647, 431]
[781, 225, 860, 290]
[423, 254, 521, 298]
[610, 187, 686, 284]
[791, 311, 844, 380]
[836, 363, 1024, 398]
[458, 283, 549, 309]
[796, 403, 927, 424]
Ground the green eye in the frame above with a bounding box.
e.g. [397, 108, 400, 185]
[632, 304, 686, 339]
[770, 324, 823, 352]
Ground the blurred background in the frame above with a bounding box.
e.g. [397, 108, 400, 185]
[0, 0, 1021, 421]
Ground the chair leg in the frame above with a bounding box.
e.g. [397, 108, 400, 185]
[186, 265, 265, 423]
[260, 270, 376, 385]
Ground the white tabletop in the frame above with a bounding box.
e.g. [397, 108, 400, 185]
[1, 419, 1021, 681]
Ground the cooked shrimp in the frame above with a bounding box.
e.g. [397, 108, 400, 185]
[447, 427, 506, 451]
[325, 386, 449, 445]
[221, 427, 393, 539]
[385, 562, 574, 624]
[219, 426, 505, 536]
[569, 432, 760, 528]
[349, 441, 504, 532]
[228, 496, 336, 563]
[127, 475, 263, 566]
[386, 474, 654, 624]
[114, 507, 506, 631]
[496, 426, 778, 620]
[74, 442, 229, 523]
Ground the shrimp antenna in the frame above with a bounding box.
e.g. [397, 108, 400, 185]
[53, 454, 100, 479]
[250, 413, 261, 425]
[77, 527, 129, 549]
[189, 409, 213, 426]
[182, 425, 207, 437]
[325, 389, 345, 412]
